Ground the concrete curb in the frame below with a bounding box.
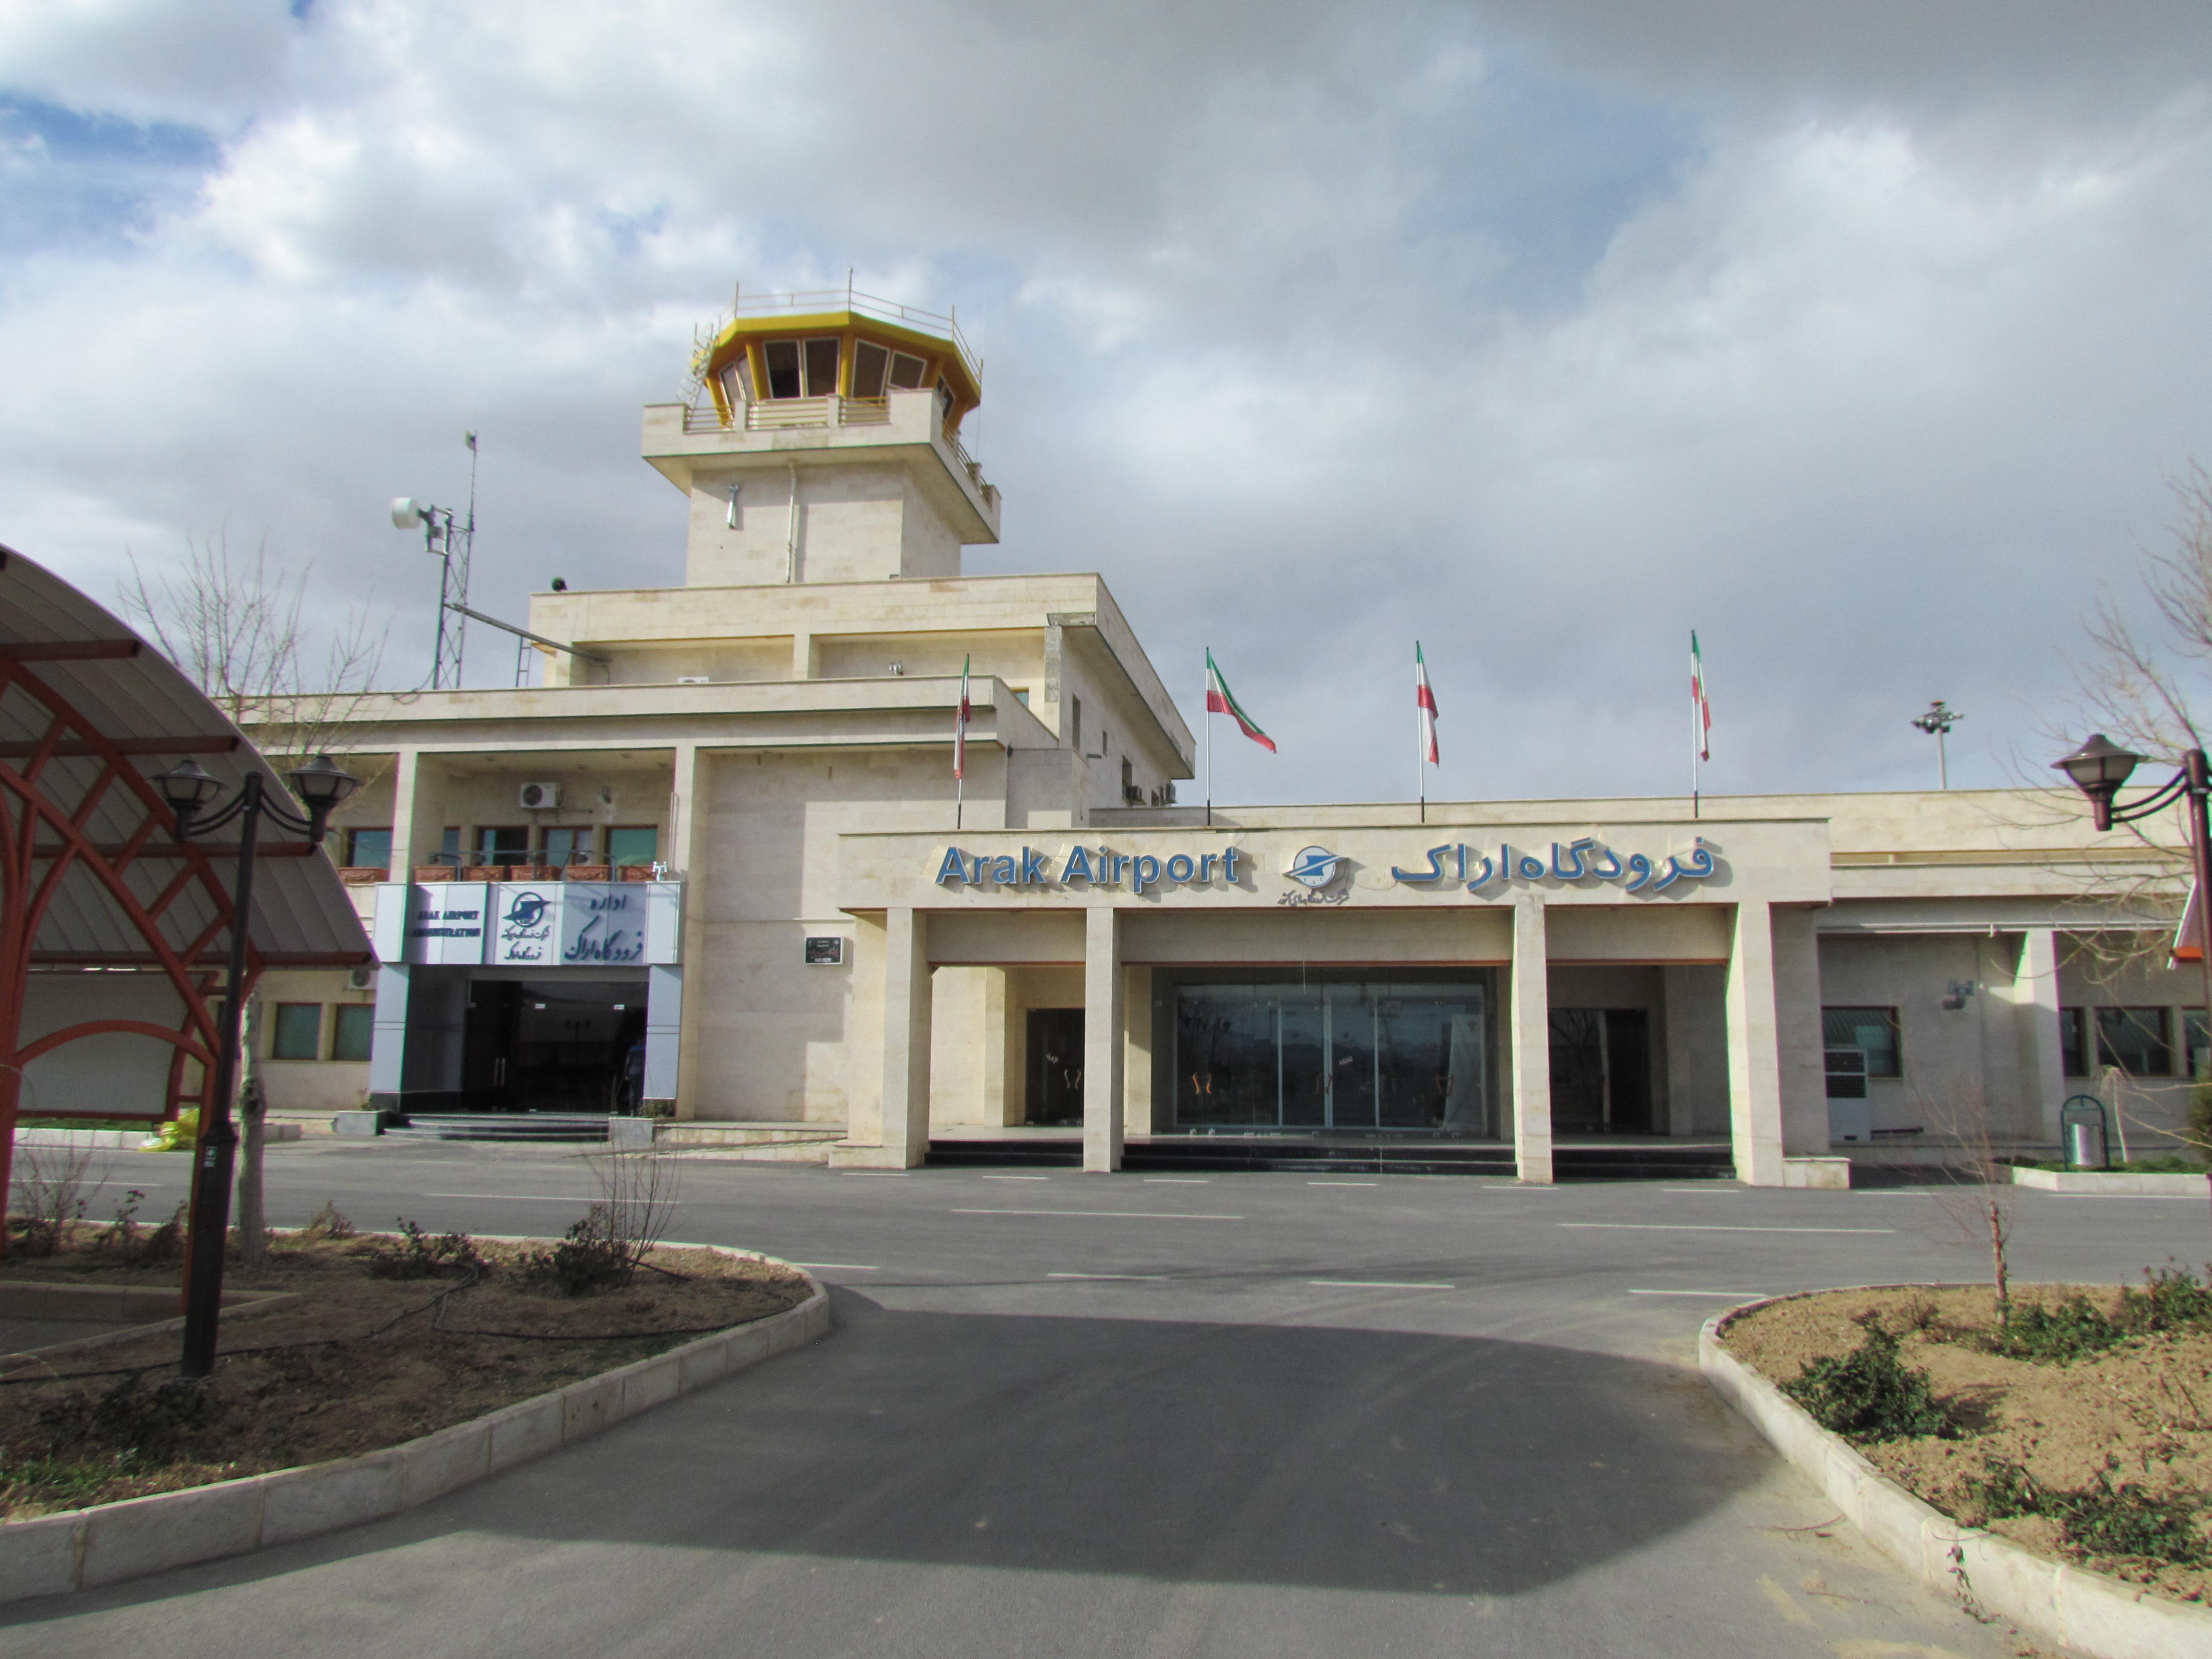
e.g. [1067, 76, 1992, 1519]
[2011, 1165, 2211, 1197]
[1699, 1294, 2212, 1659]
[0, 1248, 827, 1605]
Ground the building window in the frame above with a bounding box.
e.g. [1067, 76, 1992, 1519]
[271, 1004, 322, 1061]
[2060, 1007, 2087, 1077]
[888, 350, 928, 391]
[717, 358, 751, 409]
[761, 337, 839, 399]
[437, 827, 461, 867]
[1820, 1007, 1900, 1077]
[1070, 696, 1081, 751]
[542, 826, 595, 868]
[851, 339, 890, 399]
[346, 827, 392, 868]
[2187, 1008, 2210, 1081]
[473, 826, 530, 862]
[2095, 1006, 2173, 1076]
[332, 1004, 374, 1062]
[607, 826, 658, 869]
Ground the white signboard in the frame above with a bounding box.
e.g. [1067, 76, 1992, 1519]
[560, 883, 650, 966]
[490, 883, 563, 966]
[407, 883, 490, 965]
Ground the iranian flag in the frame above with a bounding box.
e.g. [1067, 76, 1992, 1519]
[1205, 649, 1275, 753]
[1690, 631, 1712, 761]
[953, 653, 971, 779]
[1415, 641, 1440, 764]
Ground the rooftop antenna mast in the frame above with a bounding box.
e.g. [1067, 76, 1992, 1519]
[389, 432, 478, 690]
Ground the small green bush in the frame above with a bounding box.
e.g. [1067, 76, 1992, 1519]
[1780, 1319, 1951, 1442]
[1968, 1455, 2208, 1567]
[1992, 1265, 2212, 1363]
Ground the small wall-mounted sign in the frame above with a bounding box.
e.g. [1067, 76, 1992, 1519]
[803, 936, 846, 966]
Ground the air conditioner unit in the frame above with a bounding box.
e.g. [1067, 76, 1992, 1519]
[348, 965, 375, 991]
[518, 782, 562, 810]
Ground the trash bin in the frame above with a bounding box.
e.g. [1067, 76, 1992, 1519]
[2065, 1114, 2109, 1171]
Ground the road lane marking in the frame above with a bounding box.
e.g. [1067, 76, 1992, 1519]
[1660, 1186, 1740, 1194]
[421, 1192, 608, 1203]
[1309, 1280, 1455, 1291]
[1308, 1180, 1376, 1187]
[1142, 1178, 1208, 1183]
[952, 1208, 1243, 1221]
[1628, 1288, 1769, 1298]
[981, 1175, 1051, 1181]
[1559, 1222, 1892, 1235]
[792, 1262, 880, 1271]
[1047, 1272, 1165, 1281]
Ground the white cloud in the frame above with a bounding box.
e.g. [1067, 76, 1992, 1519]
[3, 0, 2210, 809]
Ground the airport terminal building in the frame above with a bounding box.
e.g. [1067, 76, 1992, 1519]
[241, 290, 2198, 1184]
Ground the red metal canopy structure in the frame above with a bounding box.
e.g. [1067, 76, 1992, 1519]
[0, 543, 371, 1230]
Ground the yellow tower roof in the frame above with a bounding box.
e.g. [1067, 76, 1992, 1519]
[696, 287, 982, 432]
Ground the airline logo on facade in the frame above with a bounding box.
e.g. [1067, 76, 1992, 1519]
[1284, 847, 1346, 888]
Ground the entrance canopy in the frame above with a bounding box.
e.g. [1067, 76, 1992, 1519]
[0, 543, 371, 1128]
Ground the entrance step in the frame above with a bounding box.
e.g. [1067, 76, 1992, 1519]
[384, 1113, 613, 1144]
[926, 1136, 1735, 1179]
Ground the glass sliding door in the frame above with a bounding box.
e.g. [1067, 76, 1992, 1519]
[1168, 975, 1492, 1135]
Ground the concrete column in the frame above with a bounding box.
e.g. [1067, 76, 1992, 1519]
[1772, 906, 1830, 1156]
[2019, 928, 2067, 1141]
[1725, 900, 1788, 1186]
[1083, 906, 1124, 1173]
[643, 964, 683, 1107]
[366, 962, 410, 1114]
[388, 749, 449, 874]
[1661, 966, 1698, 1135]
[875, 906, 932, 1168]
[1511, 894, 1552, 1184]
[667, 743, 710, 1119]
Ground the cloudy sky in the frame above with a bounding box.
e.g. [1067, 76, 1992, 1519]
[6, 1, 2212, 807]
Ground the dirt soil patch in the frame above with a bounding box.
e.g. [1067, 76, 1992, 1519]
[0, 1224, 811, 1520]
[1722, 1284, 2212, 1605]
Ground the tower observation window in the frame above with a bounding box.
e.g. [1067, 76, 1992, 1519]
[852, 341, 889, 399]
[804, 337, 840, 396]
[888, 351, 927, 390]
[762, 341, 801, 399]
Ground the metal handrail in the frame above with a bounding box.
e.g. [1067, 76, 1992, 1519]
[728, 286, 980, 384]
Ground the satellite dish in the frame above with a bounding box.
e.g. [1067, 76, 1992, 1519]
[391, 497, 425, 530]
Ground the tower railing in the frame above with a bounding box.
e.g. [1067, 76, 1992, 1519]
[727, 287, 981, 386]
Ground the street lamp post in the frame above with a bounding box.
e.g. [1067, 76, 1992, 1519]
[1912, 700, 1963, 790]
[2053, 733, 2212, 1109]
[152, 753, 359, 1380]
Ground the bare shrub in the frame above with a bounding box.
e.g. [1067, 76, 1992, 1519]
[1915, 1082, 2021, 1319]
[520, 1152, 682, 1297]
[297, 1200, 355, 1241]
[8, 1144, 106, 1258]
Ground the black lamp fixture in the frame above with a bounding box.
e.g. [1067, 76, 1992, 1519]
[2051, 734, 2143, 832]
[147, 750, 360, 1379]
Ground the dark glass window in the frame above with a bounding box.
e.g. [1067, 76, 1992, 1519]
[332, 1004, 374, 1063]
[346, 827, 392, 868]
[850, 340, 889, 399]
[762, 339, 802, 399]
[271, 1004, 322, 1061]
[2059, 1007, 2087, 1077]
[887, 350, 928, 390]
[607, 826, 658, 869]
[2186, 1008, 2210, 1081]
[803, 337, 840, 396]
[473, 826, 529, 861]
[1820, 1007, 1900, 1077]
[542, 827, 594, 868]
[2096, 1007, 2173, 1076]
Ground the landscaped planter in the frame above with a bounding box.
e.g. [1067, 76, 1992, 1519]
[2011, 1165, 2211, 1197]
[0, 1250, 827, 1604]
[1701, 1290, 2212, 1659]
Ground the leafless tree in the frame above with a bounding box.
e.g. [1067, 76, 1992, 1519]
[119, 533, 391, 1250]
[119, 531, 388, 762]
[584, 1147, 682, 1279]
[1911, 1081, 2020, 1321]
[10, 1142, 108, 1258]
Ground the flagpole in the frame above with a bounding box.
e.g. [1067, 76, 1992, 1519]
[1415, 651, 1426, 825]
[1690, 668, 1700, 822]
[1204, 649, 1214, 827]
